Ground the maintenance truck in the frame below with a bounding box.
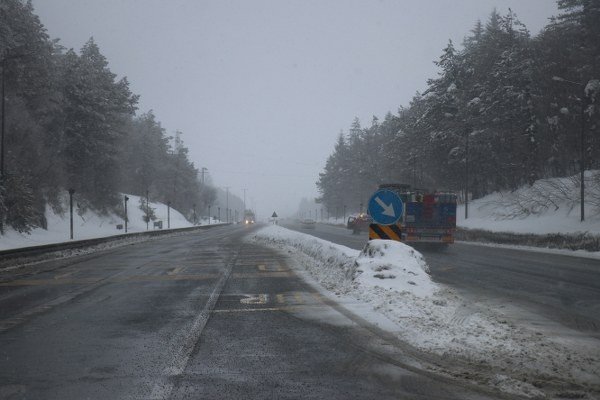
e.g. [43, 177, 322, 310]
[370, 184, 457, 245]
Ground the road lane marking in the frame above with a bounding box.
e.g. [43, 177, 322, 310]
[276, 264, 287, 272]
[0, 278, 99, 286]
[438, 266, 455, 272]
[211, 304, 327, 313]
[240, 294, 268, 305]
[311, 292, 324, 302]
[294, 292, 305, 304]
[148, 249, 237, 400]
[0, 274, 220, 286]
[167, 266, 186, 275]
[54, 270, 76, 280]
[232, 272, 292, 278]
[213, 307, 284, 313]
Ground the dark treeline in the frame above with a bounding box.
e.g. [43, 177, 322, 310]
[0, 0, 216, 233]
[317, 1, 599, 213]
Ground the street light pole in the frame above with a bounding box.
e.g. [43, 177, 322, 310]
[167, 201, 171, 229]
[243, 188, 247, 213]
[146, 190, 149, 230]
[68, 188, 75, 240]
[552, 76, 587, 222]
[465, 129, 470, 220]
[1, 57, 5, 179]
[124, 195, 129, 233]
[580, 97, 585, 222]
[224, 186, 230, 223]
[201, 167, 208, 184]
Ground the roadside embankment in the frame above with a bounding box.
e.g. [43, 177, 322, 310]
[456, 228, 600, 252]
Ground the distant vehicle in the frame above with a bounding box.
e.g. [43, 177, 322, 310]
[346, 213, 372, 234]
[244, 210, 256, 224]
[300, 218, 316, 229]
[371, 184, 457, 245]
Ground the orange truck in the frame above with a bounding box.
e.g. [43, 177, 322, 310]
[346, 213, 372, 234]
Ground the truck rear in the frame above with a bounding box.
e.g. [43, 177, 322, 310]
[370, 184, 457, 245]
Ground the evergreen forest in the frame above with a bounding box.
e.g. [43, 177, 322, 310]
[0, 0, 216, 233]
[317, 1, 600, 214]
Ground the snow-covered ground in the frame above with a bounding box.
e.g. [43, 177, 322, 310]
[250, 225, 600, 398]
[0, 194, 223, 251]
[458, 171, 600, 235]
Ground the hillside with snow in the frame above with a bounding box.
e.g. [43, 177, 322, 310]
[457, 171, 600, 235]
[0, 195, 201, 251]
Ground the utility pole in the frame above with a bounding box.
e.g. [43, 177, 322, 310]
[201, 167, 208, 184]
[0, 56, 3, 235]
[224, 186, 230, 223]
[1, 57, 5, 179]
[146, 190, 149, 230]
[124, 196, 129, 233]
[465, 129, 470, 220]
[167, 201, 171, 229]
[580, 94, 585, 222]
[208, 205, 211, 224]
[552, 76, 587, 221]
[68, 189, 75, 240]
[243, 188, 247, 213]
[193, 203, 197, 225]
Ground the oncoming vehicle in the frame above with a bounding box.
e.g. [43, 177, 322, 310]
[300, 218, 316, 229]
[244, 210, 256, 224]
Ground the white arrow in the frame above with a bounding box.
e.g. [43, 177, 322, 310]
[375, 197, 396, 217]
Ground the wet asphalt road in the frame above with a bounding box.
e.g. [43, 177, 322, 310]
[0, 224, 496, 399]
[284, 222, 600, 340]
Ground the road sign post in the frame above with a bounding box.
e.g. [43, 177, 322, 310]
[367, 189, 404, 225]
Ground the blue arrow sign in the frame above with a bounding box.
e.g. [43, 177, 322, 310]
[367, 189, 404, 225]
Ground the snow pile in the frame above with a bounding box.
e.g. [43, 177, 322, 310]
[458, 170, 600, 235]
[251, 226, 600, 397]
[250, 225, 357, 292]
[0, 194, 193, 250]
[355, 239, 437, 298]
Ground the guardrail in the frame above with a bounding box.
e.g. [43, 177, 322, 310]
[0, 224, 229, 265]
[456, 228, 600, 252]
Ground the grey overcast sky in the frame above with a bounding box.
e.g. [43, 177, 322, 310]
[32, 0, 558, 219]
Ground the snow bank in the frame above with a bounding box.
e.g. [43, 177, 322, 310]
[0, 194, 193, 250]
[355, 239, 437, 298]
[250, 225, 357, 292]
[251, 225, 600, 398]
[458, 171, 600, 235]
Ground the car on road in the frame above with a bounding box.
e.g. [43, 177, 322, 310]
[300, 218, 316, 229]
[346, 213, 372, 234]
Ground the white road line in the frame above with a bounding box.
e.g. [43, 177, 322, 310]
[148, 254, 235, 400]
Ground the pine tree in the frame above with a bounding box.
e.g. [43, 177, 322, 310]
[60, 38, 138, 213]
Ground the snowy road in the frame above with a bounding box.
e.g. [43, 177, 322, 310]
[283, 221, 600, 341]
[0, 224, 495, 399]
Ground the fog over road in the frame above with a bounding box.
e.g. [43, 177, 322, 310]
[0, 225, 496, 399]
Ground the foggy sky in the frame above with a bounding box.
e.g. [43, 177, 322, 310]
[32, 0, 558, 219]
